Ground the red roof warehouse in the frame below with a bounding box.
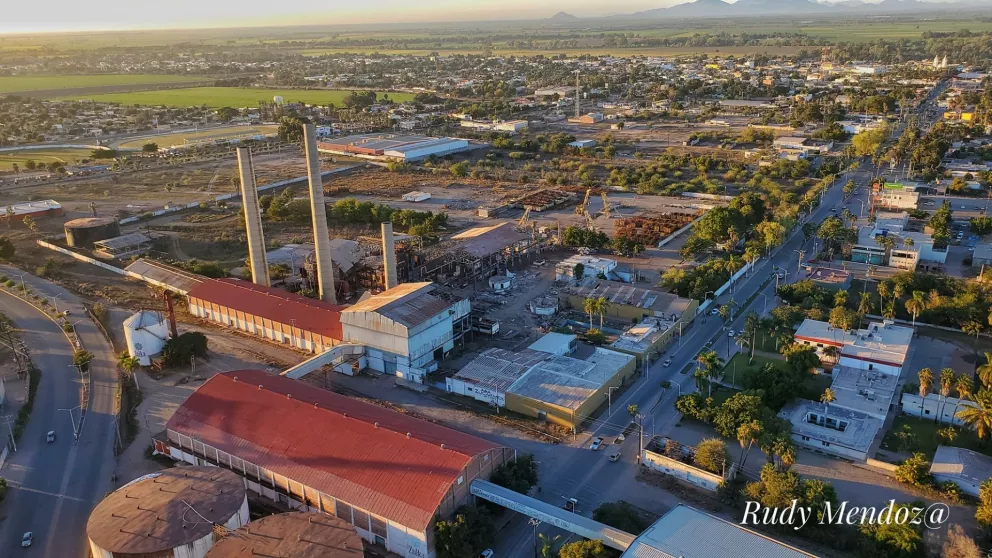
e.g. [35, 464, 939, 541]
[187, 278, 345, 352]
[161, 370, 512, 557]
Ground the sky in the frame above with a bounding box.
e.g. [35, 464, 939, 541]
[2, 0, 689, 33]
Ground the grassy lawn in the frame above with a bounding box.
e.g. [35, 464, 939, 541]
[117, 124, 280, 150]
[881, 415, 992, 460]
[61, 87, 415, 108]
[0, 147, 98, 171]
[720, 353, 781, 386]
[0, 74, 200, 94]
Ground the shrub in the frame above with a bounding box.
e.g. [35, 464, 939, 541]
[161, 332, 209, 368]
[895, 453, 932, 487]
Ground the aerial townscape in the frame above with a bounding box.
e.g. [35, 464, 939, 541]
[3, 0, 992, 557]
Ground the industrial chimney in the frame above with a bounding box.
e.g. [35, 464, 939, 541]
[303, 123, 337, 304]
[381, 222, 398, 290]
[236, 147, 270, 287]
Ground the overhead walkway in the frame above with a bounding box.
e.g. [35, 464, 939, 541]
[280, 344, 365, 379]
[470, 480, 636, 551]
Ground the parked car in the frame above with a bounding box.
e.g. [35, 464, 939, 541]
[22, 532, 33, 548]
[609, 452, 621, 462]
[46, 431, 55, 443]
[727, 329, 736, 337]
[590, 437, 604, 451]
[663, 358, 673, 367]
[479, 550, 494, 558]
[710, 307, 719, 316]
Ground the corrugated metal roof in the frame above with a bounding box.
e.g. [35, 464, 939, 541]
[450, 222, 527, 258]
[124, 258, 205, 294]
[622, 505, 817, 558]
[454, 348, 549, 393]
[167, 371, 503, 532]
[188, 278, 344, 340]
[341, 282, 450, 328]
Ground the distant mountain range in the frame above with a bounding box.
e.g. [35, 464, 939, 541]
[547, 0, 988, 21]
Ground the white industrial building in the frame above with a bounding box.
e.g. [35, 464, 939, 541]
[317, 134, 470, 162]
[86, 467, 250, 558]
[341, 282, 470, 383]
[528, 332, 578, 356]
[930, 445, 992, 497]
[555, 255, 618, 281]
[122, 310, 171, 366]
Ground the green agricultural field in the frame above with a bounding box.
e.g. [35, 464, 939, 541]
[118, 124, 280, 150]
[301, 45, 806, 57]
[0, 147, 98, 171]
[61, 87, 415, 108]
[0, 75, 201, 94]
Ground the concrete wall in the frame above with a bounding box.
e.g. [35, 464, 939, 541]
[900, 392, 975, 426]
[791, 433, 867, 461]
[641, 449, 728, 492]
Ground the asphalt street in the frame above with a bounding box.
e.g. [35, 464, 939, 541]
[492, 161, 881, 557]
[0, 269, 118, 557]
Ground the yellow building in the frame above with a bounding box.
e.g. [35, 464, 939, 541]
[504, 348, 636, 430]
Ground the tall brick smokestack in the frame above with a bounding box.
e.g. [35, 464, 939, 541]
[236, 147, 269, 287]
[381, 222, 398, 290]
[303, 123, 336, 304]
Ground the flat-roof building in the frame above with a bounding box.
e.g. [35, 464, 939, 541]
[930, 445, 992, 497]
[157, 370, 511, 558]
[527, 332, 578, 356]
[779, 399, 882, 461]
[622, 504, 817, 558]
[446, 348, 548, 407]
[807, 267, 852, 291]
[505, 347, 636, 429]
[794, 319, 912, 376]
[317, 134, 470, 162]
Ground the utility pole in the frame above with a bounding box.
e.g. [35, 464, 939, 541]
[1, 414, 16, 452]
[797, 250, 805, 274]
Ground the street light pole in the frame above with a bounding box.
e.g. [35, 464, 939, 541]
[529, 518, 541, 558]
[49, 293, 62, 314]
[59, 406, 81, 440]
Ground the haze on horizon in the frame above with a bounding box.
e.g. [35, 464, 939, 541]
[0, 0, 889, 34]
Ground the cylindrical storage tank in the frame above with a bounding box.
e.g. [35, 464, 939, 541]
[64, 217, 120, 248]
[489, 275, 512, 294]
[204, 512, 363, 558]
[123, 311, 171, 366]
[87, 466, 249, 558]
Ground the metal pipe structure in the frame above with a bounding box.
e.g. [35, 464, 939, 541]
[236, 147, 270, 287]
[303, 123, 337, 304]
[381, 222, 398, 290]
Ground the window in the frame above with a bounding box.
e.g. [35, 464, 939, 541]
[336, 502, 353, 524]
[822, 441, 831, 447]
[801, 436, 810, 441]
[925, 409, 931, 415]
[868, 364, 874, 371]
[353, 508, 371, 531]
[371, 516, 388, 539]
[457, 475, 464, 485]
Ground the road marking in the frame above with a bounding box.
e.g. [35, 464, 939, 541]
[7, 482, 87, 503]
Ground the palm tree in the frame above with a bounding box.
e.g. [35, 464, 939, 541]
[892, 282, 905, 308]
[858, 292, 871, 329]
[963, 321, 984, 356]
[927, 289, 941, 309]
[876, 281, 890, 315]
[938, 368, 955, 424]
[736, 420, 762, 474]
[905, 290, 926, 327]
[953, 374, 974, 425]
[903, 237, 914, 248]
[118, 350, 140, 375]
[696, 350, 723, 398]
[595, 296, 610, 329]
[833, 290, 848, 308]
[538, 533, 561, 558]
[627, 404, 639, 419]
[979, 353, 992, 389]
[583, 297, 596, 330]
[918, 368, 934, 415]
[821, 388, 836, 411]
[957, 389, 992, 440]
[743, 311, 760, 361]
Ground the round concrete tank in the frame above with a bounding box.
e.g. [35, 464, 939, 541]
[87, 466, 249, 558]
[64, 217, 120, 248]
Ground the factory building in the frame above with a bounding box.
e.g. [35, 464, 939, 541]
[448, 345, 636, 429]
[187, 278, 345, 353]
[86, 466, 250, 558]
[0, 199, 62, 225]
[317, 134, 470, 162]
[204, 512, 364, 558]
[157, 370, 512, 558]
[340, 282, 470, 382]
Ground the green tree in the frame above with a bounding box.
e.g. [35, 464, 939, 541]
[0, 236, 15, 261]
[821, 387, 836, 409]
[977, 479, 992, 529]
[118, 350, 140, 374]
[592, 502, 649, 534]
[558, 540, 614, 558]
[490, 454, 538, 494]
[141, 142, 159, 153]
[434, 506, 495, 558]
[978, 353, 992, 389]
[918, 368, 934, 413]
[583, 297, 597, 330]
[695, 350, 723, 398]
[895, 453, 932, 487]
[694, 438, 730, 475]
[782, 343, 820, 374]
[938, 368, 956, 424]
[957, 389, 992, 440]
[161, 332, 209, 368]
[858, 502, 924, 558]
[905, 291, 926, 327]
[277, 116, 307, 142]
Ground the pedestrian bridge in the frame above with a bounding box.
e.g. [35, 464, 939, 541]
[280, 343, 365, 379]
[470, 480, 636, 551]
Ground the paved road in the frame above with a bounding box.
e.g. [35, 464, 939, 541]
[492, 162, 874, 556]
[0, 270, 118, 557]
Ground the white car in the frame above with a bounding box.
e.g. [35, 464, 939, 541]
[710, 308, 719, 316]
[663, 358, 673, 367]
[727, 329, 736, 337]
[590, 437, 604, 451]
[479, 550, 494, 558]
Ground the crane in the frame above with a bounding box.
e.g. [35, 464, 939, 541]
[518, 206, 532, 227]
[575, 188, 592, 216]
